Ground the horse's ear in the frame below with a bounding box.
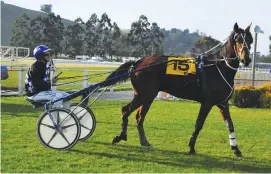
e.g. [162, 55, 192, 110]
[234, 23, 239, 32]
[245, 23, 252, 32]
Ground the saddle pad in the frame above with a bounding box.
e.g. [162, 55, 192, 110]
[166, 57, 196, 76]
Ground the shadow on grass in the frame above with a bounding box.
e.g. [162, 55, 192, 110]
[1, 103, 43, 117]
[97, 121, 169, 131]
[0, 101, 126, 118]
[71, 141, 271, 173]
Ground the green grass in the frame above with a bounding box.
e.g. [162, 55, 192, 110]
[1, 97, 271, 173]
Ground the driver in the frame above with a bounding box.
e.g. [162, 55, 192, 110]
[25, 45, 70, 109]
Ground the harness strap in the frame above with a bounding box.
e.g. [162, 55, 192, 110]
[216, 65, 234, 107]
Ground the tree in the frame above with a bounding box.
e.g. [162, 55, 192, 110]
[40, 4, 52, 13]
[109, 22, 122, 59]
[42, 13, 64, 58]
[9, 13, 32, 48]
[128, 15, 151, 57]
[29, 16, 45, 52]
[162, 28, 201, 55]
[193, 35, 220, 53]
[85, 13, 100, 57]
[97, 13, 113, 58]
[149, 22, 164, 55]
[63, 18, 85, 57]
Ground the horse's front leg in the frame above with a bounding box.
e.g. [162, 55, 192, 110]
[217, 103, 242, 157]
[189, 103, 213, 154]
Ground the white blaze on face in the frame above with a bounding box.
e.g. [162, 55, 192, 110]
[229, 132, 237, 146]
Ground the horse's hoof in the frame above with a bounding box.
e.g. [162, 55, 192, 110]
[122, 134, 127, 141]
[234, 150, 242, 158]
[147, 145, 154, 151]
[112, 134, 127, 145]
[188, 148, 196, 155]
[112, 136, 119, 145]
[232, 146, 242, 158]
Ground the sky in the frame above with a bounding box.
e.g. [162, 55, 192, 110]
[3, 0, 271, 55]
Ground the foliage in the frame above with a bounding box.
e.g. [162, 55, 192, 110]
[63, 18, 85, 57]
[29, 16, 44, 52]
[42, 13, 64, 57]
[192, 35, 221, 53]
[6, 3, 206, 59]
[1, 3, 73, 47]
[85, 13, 100, 57]
[40, 4, 52, 14]
[9, 13, 32, 48]
[258, 84, 271, 108]
[231, 84, 271, 108]
[231, 86, 261, 108]
[162, 28, 201, 55]
[257, 54, 271, 63]
[127, 15, 164, 57]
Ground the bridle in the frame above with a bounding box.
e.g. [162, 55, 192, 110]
[202, 31, 250, 71]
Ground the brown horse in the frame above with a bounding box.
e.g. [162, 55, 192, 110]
[104, 23, 253, 157]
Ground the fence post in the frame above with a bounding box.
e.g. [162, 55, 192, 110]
[110, 85, 114, 92]
[18, 66, 24, 96]
[84, 70, 88, 88]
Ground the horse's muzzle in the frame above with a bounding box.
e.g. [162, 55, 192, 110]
[241, 58, 251, 67]
[244, 59, 251, 66]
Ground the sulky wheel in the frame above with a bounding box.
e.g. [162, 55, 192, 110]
[70, 103, 96, 141]
[36, 108, 81, 150]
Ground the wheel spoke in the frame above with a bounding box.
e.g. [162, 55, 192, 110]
[78, 111, 88, 121]
[61, 124, 76, 130]
[47, 131, 58, 145]
[74, 108, 85, 115]
[40, 123, 56, 130]
[81, 124, 91, 131]
[59, 131, 70, 144]
[57, 111, 60, 124]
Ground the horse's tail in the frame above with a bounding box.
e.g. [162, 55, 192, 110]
[101, 61, 136, 87]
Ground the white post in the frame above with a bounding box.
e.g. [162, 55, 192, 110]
[110, 84, 114, 92]
[18, 66, 24, 96]
[84, 70, 88, 88]
[251, 32, 258, 87]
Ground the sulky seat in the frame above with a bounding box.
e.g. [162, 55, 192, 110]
[26, 98, 50, 108]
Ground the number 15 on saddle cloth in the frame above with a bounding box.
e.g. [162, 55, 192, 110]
[166, 57, 197, 76]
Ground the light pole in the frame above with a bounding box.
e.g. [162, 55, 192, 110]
[251, 25, 264, 86]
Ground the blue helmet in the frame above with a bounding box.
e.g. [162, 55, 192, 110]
[33, 45, 52, 59]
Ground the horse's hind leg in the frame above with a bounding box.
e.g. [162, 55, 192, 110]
[217, 103, 242, 157]
[112, 94, 142, 144]
[189, 103, 213, 154]
[136, 101, 154, 147]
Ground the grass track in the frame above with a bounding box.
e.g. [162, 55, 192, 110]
[1, 97, 271, 173]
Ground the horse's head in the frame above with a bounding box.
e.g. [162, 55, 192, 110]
[229, 23, 253, 67]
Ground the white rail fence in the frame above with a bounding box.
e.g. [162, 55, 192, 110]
[4, 66, 271, 98]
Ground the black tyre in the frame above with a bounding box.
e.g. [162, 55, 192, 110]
[36, 108, 81, 150]
[70, 103, 96, 141]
